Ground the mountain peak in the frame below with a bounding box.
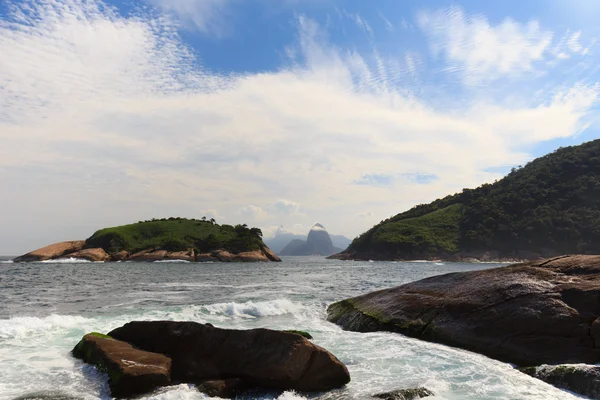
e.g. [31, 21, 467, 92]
[310, 223, 327, 232]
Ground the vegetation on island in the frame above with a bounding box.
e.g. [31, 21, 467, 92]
[347, 139, 600, 259]
[85, 217, 265, 254]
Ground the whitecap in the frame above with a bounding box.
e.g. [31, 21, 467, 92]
[203, 299, 305, 319]
[154, 260, 191, 263]
[0, 314, 92, 339]
[40, 258, 90, 263]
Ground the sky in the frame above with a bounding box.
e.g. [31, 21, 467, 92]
[1, 0, 600, 254]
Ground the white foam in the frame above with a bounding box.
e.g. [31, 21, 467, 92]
[277, 391, 308, 400]
[40, 257, 90, 263]
[154, 260, 191, 263]
[0, 259, 14, 264]
[0, 314, 92, 339]
[203, 299, 305, 319]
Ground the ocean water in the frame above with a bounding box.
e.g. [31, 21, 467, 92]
[0, 257, 582, 400]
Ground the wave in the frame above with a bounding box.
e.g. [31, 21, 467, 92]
[154, 260, 191, 263]
[203, 299, 305, 319]
[0, 259, 14, 264]
[40, 257, 90, 263]
[0, 314, 92, 340]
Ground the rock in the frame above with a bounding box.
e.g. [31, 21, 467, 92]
[71, 333, 171, 398]
[108, 321, 350, 392]
[61, 248, 110, 262]
[12, 391, 82, 400]
[520, 364, 600, 399]
[195, 253, 218, 262]
[111, 250, 129, 261]
[328, 255, 600, 366]
[196, 378, 250, 398]
[128, 249, 167, 261]
[373, 387, 434, 400]
[166, 249, 195, 261]
[261, 245, 282, 262]
[281, 224, 340, 256]
[236, 250, 269, 262]
[14, 241, 85, 262]
[212, 250, 236, 262]
[283, 330, 313, 339]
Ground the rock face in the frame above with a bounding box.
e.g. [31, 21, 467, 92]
[373, 387, 434, 400]
[108, 320, 350, 392]
[328, 255, 600, 367]
[265, 226, 352, 254]
[280, 224, 341, 256]
[14, 241, 85, 262]
[521, 364, 600, 399]
[72, 333, 171, 398]
[62, 248, 110, 262]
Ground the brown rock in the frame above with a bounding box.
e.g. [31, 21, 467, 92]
[373, 387, 434, 400]
[111, 250, 129, 261]
[212, 250, 236, 262]
[72, 333, 171, 398]
[62, 248, 110, 262]
[236, 250, 269, 262]
[196, 379, 250, 398]
[328, 255, 600, 366]
[14, 240, 85, 262]
[166, 249, 195, 261]
[261, 246, 282, 262]
[195, 253, 218, 262]
[108, 321, 350, 392]
[128, 250, 167, 261]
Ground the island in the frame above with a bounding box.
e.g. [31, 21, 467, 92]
[331, 139, 600, 261]
[13, 218, 281, 262]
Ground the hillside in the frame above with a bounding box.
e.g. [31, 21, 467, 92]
[334, 139, 600, 261]
[86, 218, 265, 254]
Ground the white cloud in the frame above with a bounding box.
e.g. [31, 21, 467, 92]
[0, 1, 597, 253]
[418, 6, 553, 84]
[150, 0, 231, 35]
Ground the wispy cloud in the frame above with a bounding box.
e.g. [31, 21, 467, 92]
[149, 0, 232, 35]
[418, 6, 554, 84]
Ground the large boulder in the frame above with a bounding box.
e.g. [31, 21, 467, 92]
[520, 364, 600, 399]
[373, 387, 434, 400]
[236, 250, 270, 262]
[14, 240, 85, 262]
[61, 248, 110, 262]
[166, 250, 195, 261]
[72, 333, 171, 398]
[327, 255, 600, 367]
[108, 321, 350, 392]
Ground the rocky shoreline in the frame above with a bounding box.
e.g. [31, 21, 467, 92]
[13, 240, 281, 263]
[327, 255, 600, 398]
[327, 249, 548, 263]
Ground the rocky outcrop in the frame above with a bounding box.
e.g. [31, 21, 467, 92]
[373, 387, 434, 400]
[280, 224, 340, 256]
[111, 250, 129, 261]
[520, 364, 600, 399]
[328, 255, 600, 367]
[166, 250, 195, 261]
[72, 333, 171, 398]
[61, 248, 110, 262]
[14, 241, 85, 262]
[237, 250, 270, 262]
[108, 320, 350, 392]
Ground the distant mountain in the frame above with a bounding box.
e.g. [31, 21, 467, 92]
[280, 223, 341, 256]
[332, 139, 600, 261]
[264, 225, 352, 255]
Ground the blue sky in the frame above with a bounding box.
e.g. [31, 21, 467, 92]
[1, 0, 600, 254]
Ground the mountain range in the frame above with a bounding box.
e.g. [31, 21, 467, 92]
[265, 224, 352, 255]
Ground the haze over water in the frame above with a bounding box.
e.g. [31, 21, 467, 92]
[0, 257, 582, 399]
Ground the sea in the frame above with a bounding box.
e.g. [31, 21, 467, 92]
[0, 257, 583, 400]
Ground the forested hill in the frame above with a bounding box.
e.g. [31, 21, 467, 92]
[335, 139, 600, 261]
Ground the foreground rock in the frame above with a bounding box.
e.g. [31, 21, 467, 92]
[108, 321, 350, 392]
[328, 255, 600, 366]
[72, 333, 171, 397]
[520, 364, 600, 399]
[373, 387, 434, 400]
[13, 241, 85, 262]
[61, 248, 110, 262]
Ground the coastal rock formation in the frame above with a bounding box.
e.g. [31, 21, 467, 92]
[373, 387, 434, 400]
[264, 226, 352, 254]
[62, 248, 110, 262]
[108, 320, 350, 392]
[328, 255, 600, 367]
[520, 364, 600, 399]
[280, 224, 341, 256]
[72, 333, 171, 397]
[13, 240, 85, 262]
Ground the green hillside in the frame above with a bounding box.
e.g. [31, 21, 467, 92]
[85, 218, 265, 254]
[345, 139, 600, 260]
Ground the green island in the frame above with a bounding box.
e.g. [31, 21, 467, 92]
[13, 218, 280, 263]
[333, 139, 600, 261]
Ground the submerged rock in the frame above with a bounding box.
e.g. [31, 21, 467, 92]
[373, 387, 434, 400]
[108, 320, 350, 392]
[14, 241, 85, 262]
[196, 378, 250, 398]
[327, 255, 600, 366]
[12, 392, 82, 400]
[520, 364, 600, 399]
[72, 332, 171, 398]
